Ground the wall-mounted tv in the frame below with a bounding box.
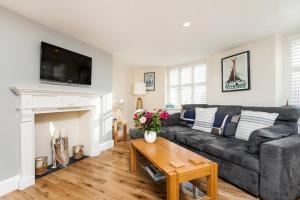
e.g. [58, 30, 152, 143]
[40, 42, 92, 86]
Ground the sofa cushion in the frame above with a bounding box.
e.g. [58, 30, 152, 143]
[175, 130, 222, 151]
[161, 112, 180, 127]
[246, 125, 293, 154]
[210, 105, 242, 115]
[182, 104, 208, 111]
[203, 138, 260, 172]
[223, 122, 237, 138]
[159, 126, 191, 141]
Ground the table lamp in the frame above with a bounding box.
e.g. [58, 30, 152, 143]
[133, 82, 146, 109]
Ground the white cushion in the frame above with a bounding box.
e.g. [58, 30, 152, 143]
[235, 110, 279, 141]
[192, 107, 218, 133]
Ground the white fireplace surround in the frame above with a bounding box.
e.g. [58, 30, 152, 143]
[9, 86, 114, 191]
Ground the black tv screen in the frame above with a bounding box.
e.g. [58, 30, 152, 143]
[40, 42, 92, 85]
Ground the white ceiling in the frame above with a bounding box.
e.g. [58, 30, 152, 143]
[0, 0, 300, 67]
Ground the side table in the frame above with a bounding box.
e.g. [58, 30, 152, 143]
[112, 120, 127, 146]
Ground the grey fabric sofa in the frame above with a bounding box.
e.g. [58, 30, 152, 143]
[129, 104, 300, 200]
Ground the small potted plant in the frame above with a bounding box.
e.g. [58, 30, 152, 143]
[133, 109, 169, 143]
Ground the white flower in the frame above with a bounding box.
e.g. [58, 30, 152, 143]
[134, 109, 144, 114]
[140, 116, 147, 124]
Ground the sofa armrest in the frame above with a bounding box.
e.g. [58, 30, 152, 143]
[260, 135, 300, 200]
[161, 112, 180, 127]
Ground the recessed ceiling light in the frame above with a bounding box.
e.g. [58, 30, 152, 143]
[183, 22, 191, 27]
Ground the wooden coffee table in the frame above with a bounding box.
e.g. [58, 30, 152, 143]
[130, 137, 218, 200]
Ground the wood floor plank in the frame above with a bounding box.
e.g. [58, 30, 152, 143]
[2, 141, 263, 200]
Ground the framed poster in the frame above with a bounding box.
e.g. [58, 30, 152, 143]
[221, 51, 250, 92]
[144, 72, 155, 91]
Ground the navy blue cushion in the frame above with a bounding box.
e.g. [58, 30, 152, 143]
[181, 110, 195, 125]
[213, 113, 226, 127]
[213, 113, 232, 128]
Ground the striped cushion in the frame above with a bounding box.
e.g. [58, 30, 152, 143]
[235, 110, 279, 141]
[192, 107, 218, 133]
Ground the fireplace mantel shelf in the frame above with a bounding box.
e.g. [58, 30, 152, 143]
[10, 86, 101, 97]
[33, 106, 92, 114]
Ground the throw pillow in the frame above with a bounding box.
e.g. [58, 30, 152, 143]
[235, 110, 279, 141]
[180, 110, 195, 127]
[246, 125, 293, 154]
[192, 107, 218, 133]
[223, 115, 240, 138]
[181, 110, 195, 124]
[212, 113, 232, 135]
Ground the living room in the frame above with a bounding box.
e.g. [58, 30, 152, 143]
[0, 1, 300, 200]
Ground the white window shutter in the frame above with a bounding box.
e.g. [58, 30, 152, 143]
[289, 36, 300, 105]
[194, 85, 206, 104]
[167, 63, 207, 107]
[181, 67, 192, 85]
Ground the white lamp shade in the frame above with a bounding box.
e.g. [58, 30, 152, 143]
[133, 82, 146, 96]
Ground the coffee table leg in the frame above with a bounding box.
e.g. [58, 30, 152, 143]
[207, 163, 218, 200]
[130, 143, 137, 173]
[167, 173, 179, 200]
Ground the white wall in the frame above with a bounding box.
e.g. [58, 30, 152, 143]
[0, 6, 112, 182]
[112, 60, 167, 128]
[207, 35, 285, 106]
[133, 67, 166, 110]
[112, 59, 135, 128]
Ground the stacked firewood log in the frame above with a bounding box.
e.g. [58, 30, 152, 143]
[51, 128, 69, 168]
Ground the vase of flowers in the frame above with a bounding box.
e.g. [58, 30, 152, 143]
[133, 109, 169, 143]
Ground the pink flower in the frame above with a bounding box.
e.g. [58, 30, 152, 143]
[145, 112, 153, 120]
[140, 116, 147, 124]
[159, 111, 170, 120]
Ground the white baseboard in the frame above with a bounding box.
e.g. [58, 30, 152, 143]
[0, 175, 20, 197]
[92, 139, 114, 156]
[18, 175, 35, 190]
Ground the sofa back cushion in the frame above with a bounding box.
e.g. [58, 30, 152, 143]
[181, 104, 300, 134]
[242, 106, 299, 123]
[182, 104, 208, 111]
[242, 106, 300, 134]
[210, 105, 242, 116]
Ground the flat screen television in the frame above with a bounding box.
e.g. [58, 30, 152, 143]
[40, 42, 92, 85]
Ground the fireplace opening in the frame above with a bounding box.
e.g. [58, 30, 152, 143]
[34, 110, 91, 179]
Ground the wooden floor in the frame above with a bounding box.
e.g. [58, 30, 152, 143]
[1, 141, 260, 200]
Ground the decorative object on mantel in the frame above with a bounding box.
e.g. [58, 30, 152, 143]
[144, 72, 155, 91]
[222, 51, 250, 92]
[51, 128, 69, 168]
[133, 109, 169, 143]
[112, 120, 127, 146]
[35, 156, 48, 176]
[133, 82, 146, 109]
[72, 145, 84, 159]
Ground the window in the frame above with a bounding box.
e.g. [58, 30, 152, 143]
[288, 34, 300, 105]
[167, 63, 207, 107]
